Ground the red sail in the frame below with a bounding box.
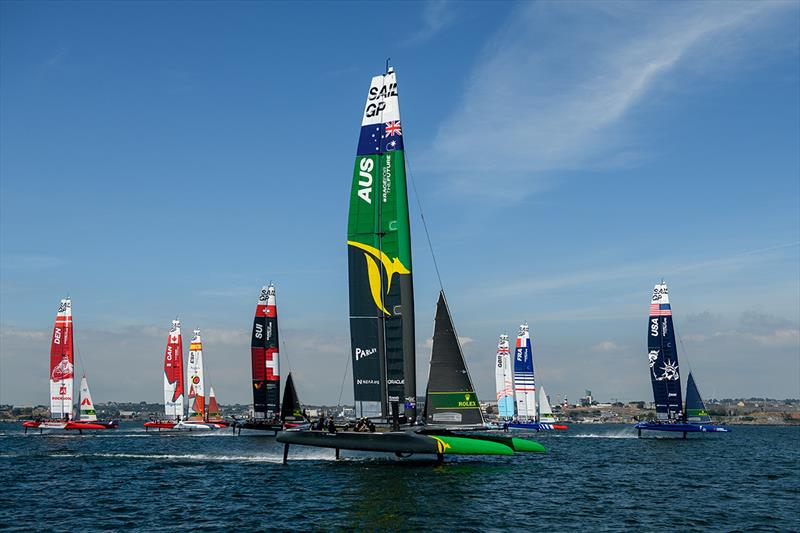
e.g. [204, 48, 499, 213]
[251, 286, 268, 418]
[164, 321, 184, 404]
[49, 299, 74, 419]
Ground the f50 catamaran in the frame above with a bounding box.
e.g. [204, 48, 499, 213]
[277, 65, 545, 461]
[634, 281, 729, 437]
[23, 298, 117, 433]
[233, 284, 285, 434]
[502, 323, 567, 431]
[145, 322, 226, 430]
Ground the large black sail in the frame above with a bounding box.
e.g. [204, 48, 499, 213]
[423, 291, 484, 427]
[685, 372, 712, 423]
[647, 281, 683, 421]
[348, 67, 416, 420]
[280, 373, 304, 423]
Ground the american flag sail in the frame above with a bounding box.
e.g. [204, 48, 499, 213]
[647, 281, 683, 421]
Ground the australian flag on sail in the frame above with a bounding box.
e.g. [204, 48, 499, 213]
[357, 121, 404, 155]
[649, 303, 672, 316]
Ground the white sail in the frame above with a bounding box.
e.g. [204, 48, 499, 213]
[187, 329, 205, 421]
[78, 375, 97, 421]
[538, 385, 556, 423]
[494, 334, 515, 418]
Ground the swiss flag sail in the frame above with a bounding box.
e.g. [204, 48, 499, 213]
[163, 319, 185, 419]
[49, 298, 74, 420]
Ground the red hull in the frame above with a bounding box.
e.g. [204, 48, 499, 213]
[553, 425, 569, 430]
[23, 419, 114, 430]
[144, 421, 177, 429]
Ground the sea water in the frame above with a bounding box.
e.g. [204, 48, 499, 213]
[0, 423, 797, 532]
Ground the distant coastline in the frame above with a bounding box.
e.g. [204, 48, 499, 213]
[3, 398, 798, 425]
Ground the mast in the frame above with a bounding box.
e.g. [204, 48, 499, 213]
[348, 65, 416, 420]
[264, 284, 280, 416]
[49, 298, 74, 421]
[423, 291, 484, 427]
[187, 329, 205, 421]
[647, 281, 683, 421]
[163, 319, 184, 420]
[513, 323, 536, 420]
[494, 334, 514, 419]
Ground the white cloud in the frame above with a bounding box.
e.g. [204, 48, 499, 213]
[592, 340, 619, 352]
[404, 1, 456, 45]
[422, 1, 795, 195]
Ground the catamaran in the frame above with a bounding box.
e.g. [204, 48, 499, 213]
[233, 284, 284, 433]
[503, 323, 568, 431]
[23, 298, 117, 432]
[174, 329, 226, 430]
[145, 319, 185, 429]
[145, 322, 226, 430]
[277, 65, 546, 461]
[634, 281, 730, 437]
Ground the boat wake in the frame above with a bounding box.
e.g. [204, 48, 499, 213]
[569, 430, 637, 439]
[48, 450, 337, 463]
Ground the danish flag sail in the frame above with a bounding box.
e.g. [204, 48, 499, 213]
[78, 375, 97, 421]
[163, 319, 184, 419]
[348, 66, 416, 420]
[187, 329, 205, 421]
[513, 323, 536, 419]
[647, 281, 683, 420]
[494, 334, 515, 418]
[49, 298, 74, 420]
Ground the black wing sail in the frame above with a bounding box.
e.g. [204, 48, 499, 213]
[647, 281, 683, 421]
[423, 291, 484, 427]
[685, 372, 712, 424]
[280, 373, 304, 423]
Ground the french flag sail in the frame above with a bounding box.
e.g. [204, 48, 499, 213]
[513, 323, 536, 420]
[186, 329, 205, 421]
[647, 281, 683, 421]
[163, 319, 184, 420]
[49, 298, 74, 420]
[494, 334, 515, 418]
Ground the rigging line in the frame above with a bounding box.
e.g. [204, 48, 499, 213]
[281, 339, 293, 375]
[403, 141, 444, 292]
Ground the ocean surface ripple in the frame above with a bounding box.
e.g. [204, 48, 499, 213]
[1, 423, 797, 532]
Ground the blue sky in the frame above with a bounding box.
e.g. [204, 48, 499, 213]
[1, 1, 798, 407]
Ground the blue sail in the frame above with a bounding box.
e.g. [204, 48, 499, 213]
[646, 282, 683, 421]
[513, 323, 536, 420]
[685, 372, 712, 423]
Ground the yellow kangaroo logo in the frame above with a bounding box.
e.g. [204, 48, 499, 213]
[348, 240, 410, 316]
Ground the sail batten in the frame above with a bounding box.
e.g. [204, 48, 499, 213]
[647, 282, 683, 420]
[348, 68, 416, 420]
